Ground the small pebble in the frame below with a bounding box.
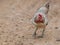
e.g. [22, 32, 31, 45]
[15, 24, 18, 27]
[56, 39, 60, 41]
[18, 36, 21, 38]
[55, 27, 58, 29]
[21, 43, 23, 45]
[0, 26, 2, 27]
[22, 36, 24, 38]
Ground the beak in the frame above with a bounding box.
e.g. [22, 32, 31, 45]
[45, 2, 49, 9]
[44, 0, 51, 9]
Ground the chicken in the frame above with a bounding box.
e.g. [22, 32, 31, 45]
[31, 0, 50, 38]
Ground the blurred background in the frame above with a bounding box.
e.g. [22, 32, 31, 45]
[0, 0, 60, 45]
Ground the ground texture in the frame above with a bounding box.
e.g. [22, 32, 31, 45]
[0, 0, 60, 45]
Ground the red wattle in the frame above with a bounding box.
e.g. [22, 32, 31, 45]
[34, 14, 44, 23]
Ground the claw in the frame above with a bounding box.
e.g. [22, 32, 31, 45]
[32, 34, 36, 39]
[32, 33, 36, 38]
[37, 35, 43, 38]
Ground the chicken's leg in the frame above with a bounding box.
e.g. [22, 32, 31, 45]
[33, 27, 38, 38]
[38, 27, 45, 38]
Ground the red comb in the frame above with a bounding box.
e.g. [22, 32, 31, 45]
[38, 14, 42, 19]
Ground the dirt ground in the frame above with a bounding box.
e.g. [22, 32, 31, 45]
[0, 0, 60, 45]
